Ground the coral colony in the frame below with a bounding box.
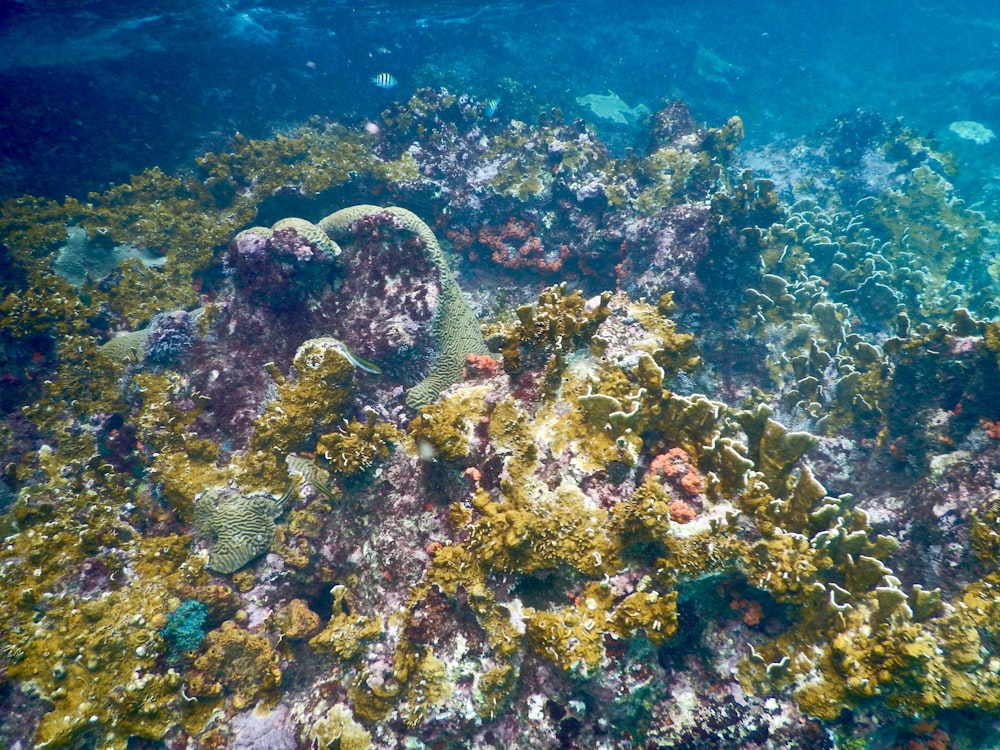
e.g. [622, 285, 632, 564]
[3, 90, 1000, 749]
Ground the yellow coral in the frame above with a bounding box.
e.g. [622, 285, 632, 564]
[317, 417, 401, 477]
[309, 585, 384, 663]
[270, 598, 322, 641]
[308, 701, 373, 750]
[526, 582, 613, 677]
[609, 588, 679, 646]
[408, 385, 492, 461]
[6, 536, 206, 750]
[186, 620, 282, 710]
[237, 337, 357, 493]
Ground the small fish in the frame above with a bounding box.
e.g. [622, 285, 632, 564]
[484, 98, 500, 118]
[341, 347, 382, 374]
[372, 72, 398, 89]
[329, 339, 382, 374]
[286, 455, 337, 501]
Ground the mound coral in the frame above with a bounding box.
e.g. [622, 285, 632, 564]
[193, 486, 288, 574]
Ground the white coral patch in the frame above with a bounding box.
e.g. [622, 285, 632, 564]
[948, 120, 995, 144]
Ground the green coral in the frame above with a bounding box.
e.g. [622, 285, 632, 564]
[160, 600, 210, 653]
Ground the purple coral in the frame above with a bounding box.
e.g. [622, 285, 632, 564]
[324, 211, 438, 370]
[229, 704, 295, 750]
[622, 203, 712, 303]
[143, 309, 197, 366]
[224, 223, 338, 309]
[180, 211, 445, 445]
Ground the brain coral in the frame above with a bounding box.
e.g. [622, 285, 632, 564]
[193, 486, 287, 574]
[319, 204, 490, 408]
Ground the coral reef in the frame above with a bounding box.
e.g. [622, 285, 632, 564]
[3, 88, 1000, 749]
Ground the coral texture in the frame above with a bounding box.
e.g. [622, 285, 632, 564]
[4, 89, 1000, 750]
[319, 204, 491, 407]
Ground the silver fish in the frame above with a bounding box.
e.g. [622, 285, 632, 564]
[340, 347, 382, 374]
[306, 336, 383, 374]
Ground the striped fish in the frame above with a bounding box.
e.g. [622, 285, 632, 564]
[484, 98, 500, 118]
[286, 454, 337, 501]
[371, 72, 398, 89]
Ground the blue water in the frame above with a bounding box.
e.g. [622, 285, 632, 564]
[2, 0, 1000, 203]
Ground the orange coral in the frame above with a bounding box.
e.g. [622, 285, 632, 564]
[650, 447, 692, 477]
[668, 498, 697, 523]
[982, 419, 1000, 440]
[927, 729, 949, 750]
[464, 352, 502, 379]
[446, 225, 474, 253]
[730, 598, 764, 626]
[476, 218, 568, 273]
[679, 471, 704, 495]
[464, 466, 482, 488]
[650, 447, 703, 495]
[895, 721, 950, 750]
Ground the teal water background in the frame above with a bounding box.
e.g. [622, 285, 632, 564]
[1, 0, 999, 202]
